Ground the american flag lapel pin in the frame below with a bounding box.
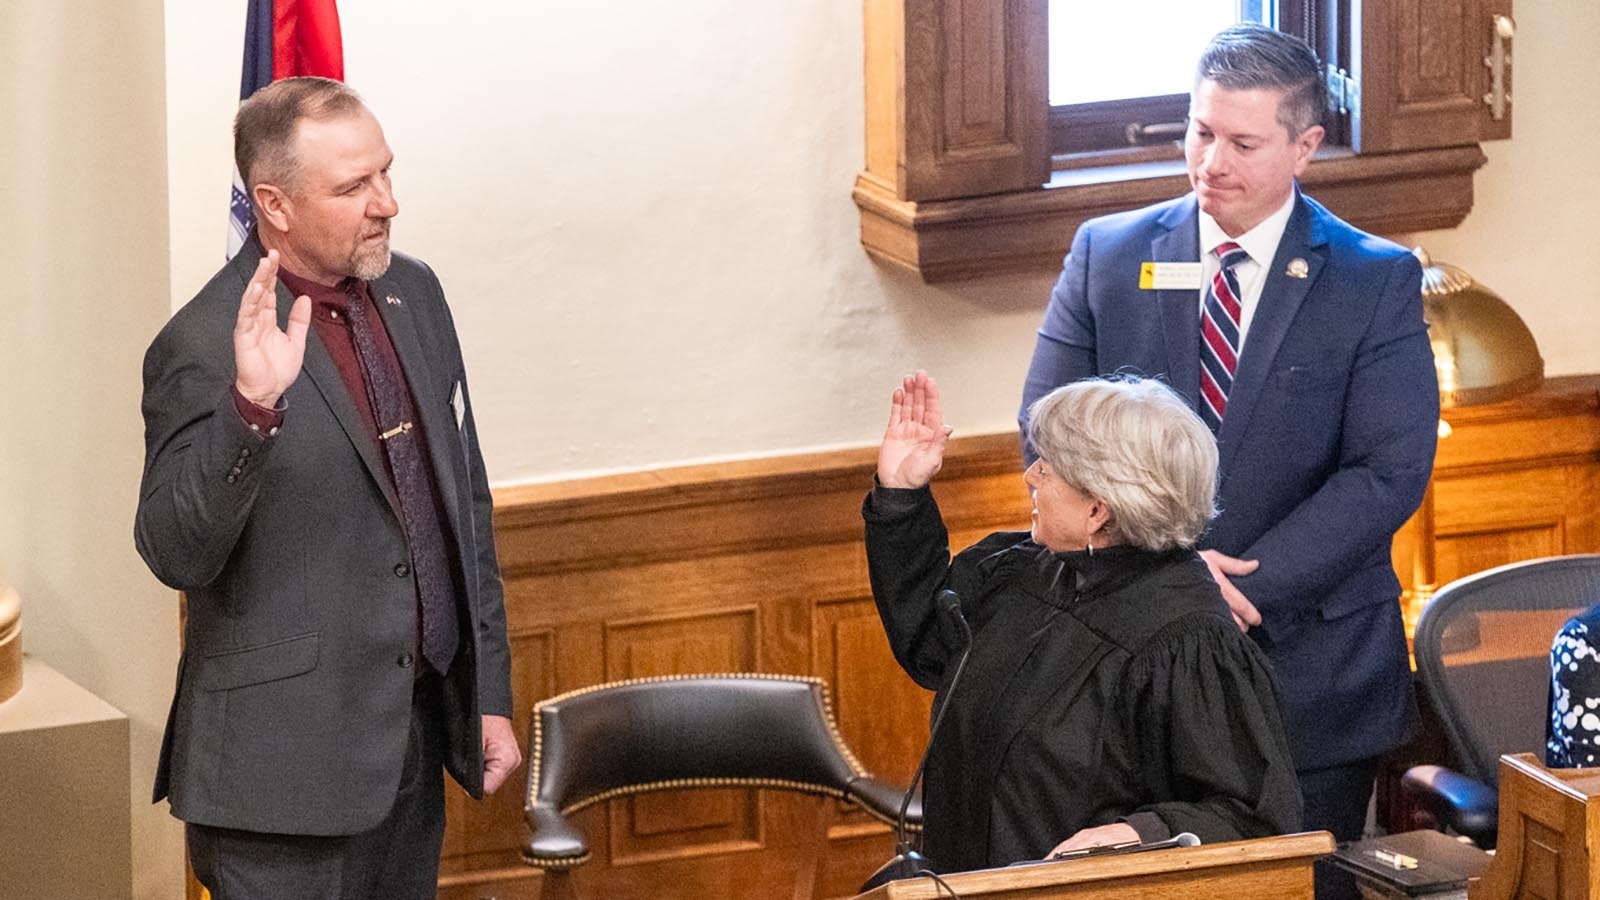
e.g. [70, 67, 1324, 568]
[385, 294, 403, 306]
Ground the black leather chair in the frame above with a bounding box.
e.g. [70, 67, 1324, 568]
[522, 673, 912, 895]
[1403, 554, 1600, 847]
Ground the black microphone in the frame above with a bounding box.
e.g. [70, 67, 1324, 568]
[860, 588, 975, 891]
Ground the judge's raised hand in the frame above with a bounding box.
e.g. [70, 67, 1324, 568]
[876, 370, 954, 490]
[233, 249, 311, 408]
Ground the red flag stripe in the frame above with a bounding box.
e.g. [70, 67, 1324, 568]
[274, 0, 344, 80]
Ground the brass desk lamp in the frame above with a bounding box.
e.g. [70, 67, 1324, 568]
[1403, 247, 1545, 634]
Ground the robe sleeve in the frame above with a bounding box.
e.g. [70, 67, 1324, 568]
[862, 484, 1021, 691]
[1117, 615, 1305, 843]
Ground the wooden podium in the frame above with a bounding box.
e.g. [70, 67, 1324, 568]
[849, 832, 1334, 900]
[1471, 753, 1600, 900]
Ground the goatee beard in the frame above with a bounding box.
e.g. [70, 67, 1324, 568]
[351, 246, 391, 281]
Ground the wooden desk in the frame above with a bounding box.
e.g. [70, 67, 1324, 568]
[853, 832, 1335, 900]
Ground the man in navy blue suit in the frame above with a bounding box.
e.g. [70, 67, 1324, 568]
[1019, 24, 1438, 856]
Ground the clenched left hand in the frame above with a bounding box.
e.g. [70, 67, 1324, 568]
[481, 714, 522, 794]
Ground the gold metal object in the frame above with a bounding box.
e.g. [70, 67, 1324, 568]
[1415, 246, 1543, 408]
[0, 585, 21, 704]
[379, 421, 414, 441]
[1484, 15, 1516, 121]
[1123, 121, 1187, 146]
[1403, 247, 1544, 640]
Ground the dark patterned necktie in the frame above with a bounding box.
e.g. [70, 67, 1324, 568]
[1199, 241, 1251, 433]
[343, 288, 459, 674]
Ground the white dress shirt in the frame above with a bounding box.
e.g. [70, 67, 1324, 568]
[1197, 191, 1297, 354]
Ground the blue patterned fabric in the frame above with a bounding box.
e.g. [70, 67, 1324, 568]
[1548, 606, 1600, 767]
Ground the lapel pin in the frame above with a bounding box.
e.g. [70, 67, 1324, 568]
[385, 294, 403, 306]
[1286, 258, 1309, 279]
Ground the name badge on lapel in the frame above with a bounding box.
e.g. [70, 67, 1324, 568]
[1139, 262, 1203, 291]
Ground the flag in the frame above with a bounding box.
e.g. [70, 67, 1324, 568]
[227, 0, 345, 258]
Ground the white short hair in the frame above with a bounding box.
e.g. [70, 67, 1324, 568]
[1026, 376, 1218, 551]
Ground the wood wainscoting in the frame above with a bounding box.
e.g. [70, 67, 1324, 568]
[437, 432, 1032, 900]
[1391, 374, 1600, 595]
[438, 375, 1600, 900]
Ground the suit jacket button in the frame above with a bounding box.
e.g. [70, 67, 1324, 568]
[398, 652, 414, 668]
[225, 475, 237, 484]
[394, 563, 410, 577]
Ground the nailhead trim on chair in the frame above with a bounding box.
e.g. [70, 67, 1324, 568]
[523, 672, 900, 845]
[564, 776, 850, 815]
[520, 848, 592, 869]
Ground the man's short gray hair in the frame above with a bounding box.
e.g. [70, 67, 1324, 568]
[1195, 23, 1325, 138]
[234, 76, 368, 201]
[1026, 376, 1219, 551]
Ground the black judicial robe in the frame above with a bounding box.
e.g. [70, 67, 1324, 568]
[864, 485, 1303, 873]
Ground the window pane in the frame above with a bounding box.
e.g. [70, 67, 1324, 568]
[1049, 2, 1265, 106]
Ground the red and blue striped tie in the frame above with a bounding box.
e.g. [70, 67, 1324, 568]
[1199, 241, 1251, 433]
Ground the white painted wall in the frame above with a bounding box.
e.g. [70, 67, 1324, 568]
[163, 2, 1600, 489]
[1408, 4, 1600, 374]
[163, 1, 1058, 485]
[0, 2, 182, 899]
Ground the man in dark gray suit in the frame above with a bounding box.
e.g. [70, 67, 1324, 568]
[136, 77, 520, 899]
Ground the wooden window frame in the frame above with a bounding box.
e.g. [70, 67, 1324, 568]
[857, 0, 1514, 282]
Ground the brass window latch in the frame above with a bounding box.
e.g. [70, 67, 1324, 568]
[1484, 14, 1515, 121]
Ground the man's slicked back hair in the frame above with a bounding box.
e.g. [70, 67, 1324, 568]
[1195, 24, 1326, 138]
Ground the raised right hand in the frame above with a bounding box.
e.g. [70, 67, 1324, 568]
[233, 250, 311, 408]
[876, 370, 954, 490]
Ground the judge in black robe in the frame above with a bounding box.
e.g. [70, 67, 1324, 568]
[865, 372, 1302, 873]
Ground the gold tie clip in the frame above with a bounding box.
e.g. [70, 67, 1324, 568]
[379, 421, 414, 441]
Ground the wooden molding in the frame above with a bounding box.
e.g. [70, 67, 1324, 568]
[854, 144, 1487, 282]
[857, 0, 1506, 282]
[492, 432, 1027, 578]
[451, 375, 1599, 896]
[1391, 374, 1600, 597]
[1434, 375, 1600, 474]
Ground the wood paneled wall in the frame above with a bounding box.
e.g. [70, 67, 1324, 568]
[438, 433, 1032, 900]
[440, 375, 1600, 900]
[1391, 375, 1600, 592]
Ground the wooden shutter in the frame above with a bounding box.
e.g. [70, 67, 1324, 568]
[1351, 0, 1515, 152]
[863, 0, 1050, 202]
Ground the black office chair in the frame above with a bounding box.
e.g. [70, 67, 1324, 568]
[1403, 554, 1600, 848]
[521, 673, 913, 898]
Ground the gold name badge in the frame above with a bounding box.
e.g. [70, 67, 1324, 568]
[1139, 262, 1203, 291]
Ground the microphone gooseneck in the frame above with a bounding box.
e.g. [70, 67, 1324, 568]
[860, 589, 974, 892]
